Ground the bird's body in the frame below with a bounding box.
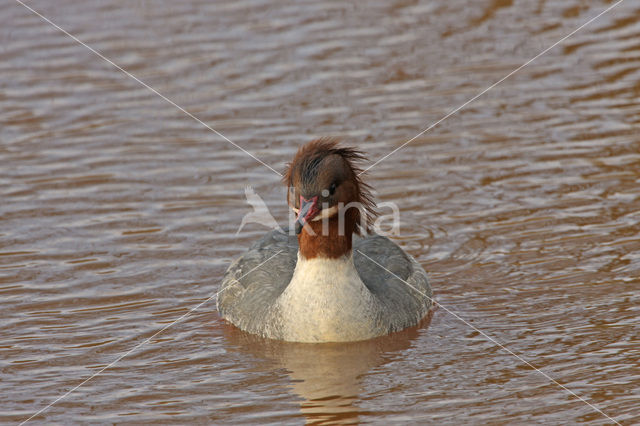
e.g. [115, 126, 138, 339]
[217, 139, 432, 343]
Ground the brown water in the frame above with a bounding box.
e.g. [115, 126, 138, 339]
[1, 0, 639, 424]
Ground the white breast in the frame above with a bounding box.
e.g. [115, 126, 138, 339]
[276, 253, 384, 342]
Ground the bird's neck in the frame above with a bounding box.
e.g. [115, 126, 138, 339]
[298, 212, 357, 259]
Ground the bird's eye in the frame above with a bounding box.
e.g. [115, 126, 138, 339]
[329, 182, 337, 195]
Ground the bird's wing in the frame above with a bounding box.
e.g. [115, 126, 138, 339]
[353, 234, 432, 331]
[217, 227, 298, 336]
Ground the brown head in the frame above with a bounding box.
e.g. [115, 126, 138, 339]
[284, 138, 376, 259]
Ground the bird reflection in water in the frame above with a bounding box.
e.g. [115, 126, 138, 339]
[220, 310, 434, 424]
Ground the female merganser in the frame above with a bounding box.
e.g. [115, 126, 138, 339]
[217, 139, 432, 342]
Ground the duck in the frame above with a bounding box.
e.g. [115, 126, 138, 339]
[217, 138, 432, 343]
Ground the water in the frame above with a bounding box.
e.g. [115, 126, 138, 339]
[1, 0, 639, 423]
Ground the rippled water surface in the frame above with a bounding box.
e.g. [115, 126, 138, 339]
[2, 0, 639, 424]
